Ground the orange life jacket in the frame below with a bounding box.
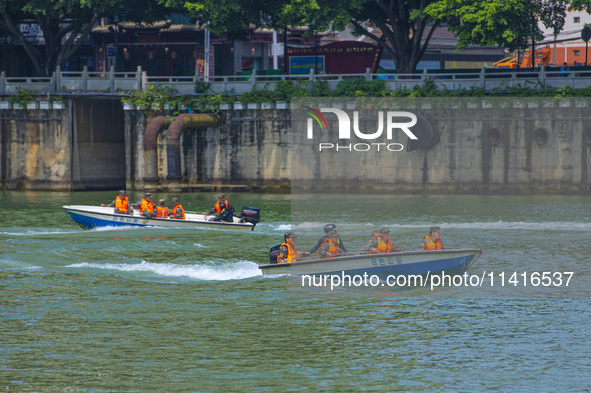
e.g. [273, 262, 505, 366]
[115, 195, 129, 213]
[278, 242, 299, 263]
[215, 200, 229, 214]
[374, 237, 393, 254]
[319, 238, 340, 258]
[424, 235, 443, 250]
[139, 199, 154, 214]
[155, 206, 169, 218]
[171, 204, 185, 219]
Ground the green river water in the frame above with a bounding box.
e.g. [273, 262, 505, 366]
[1, 191, 590, 391]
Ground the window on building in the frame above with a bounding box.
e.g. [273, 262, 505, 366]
[574, 50, 581, 56]
[574, 17, 580, 23]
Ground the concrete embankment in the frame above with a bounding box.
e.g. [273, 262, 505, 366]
[1, 96, 591, 194]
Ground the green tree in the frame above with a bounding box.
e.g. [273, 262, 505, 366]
[175, 0, 444, 73]
[426, 0, 568, 56]
[328, 0, 442, 74]
[0, 0, 170, 76]
[164, 0, 289, 37]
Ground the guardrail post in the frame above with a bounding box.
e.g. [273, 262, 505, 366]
[141, 70, 147, 91]
[55, 66, 62, 92]
[109, 65, 115, 92]
[480, 67, 486, 90]
[365, 67, 371, 81]
[82, 66, 88, 92]
[50, 70, 56, 93]
[422, 68, 428, 81]
[539, 65, 546, 85]
[251, 69, 257, 87]
[135, 66, 142, 90]
[0, 71, 5, 95]
[309, 68, 315, 82]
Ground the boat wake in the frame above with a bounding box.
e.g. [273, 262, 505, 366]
[65, 260, 262, 281]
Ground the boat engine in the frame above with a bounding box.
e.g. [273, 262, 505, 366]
[239, 206, 261, 225]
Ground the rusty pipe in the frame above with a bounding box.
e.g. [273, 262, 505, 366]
[143, 116, 174, 181]
[166, 114, 219, 181]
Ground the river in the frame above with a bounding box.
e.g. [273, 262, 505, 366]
[1, 191, 590, 391]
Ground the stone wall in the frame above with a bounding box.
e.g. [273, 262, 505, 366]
[289, 99, 591, 194]
[2, 97, 591, 194]
[0, 97, 125, 190]
[124, 108, 292, 191]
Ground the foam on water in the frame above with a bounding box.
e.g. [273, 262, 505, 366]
[385, 221, 591, 231]
[0, 228, 83, 236]
[66, 260, 262, 281]
[292, 221, 591, 232]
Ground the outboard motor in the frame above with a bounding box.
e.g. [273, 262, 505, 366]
[239, 207, 261, 226]
[269, 244, 281, 264]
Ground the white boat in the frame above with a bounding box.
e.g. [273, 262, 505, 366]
[259, 249, 482, 277]
[63, 205, 260, 231]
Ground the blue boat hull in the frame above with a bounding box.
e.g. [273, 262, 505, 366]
[65, 210, 148, 229]
[62, 205, 256, 231]
[259, 249, 482, 278]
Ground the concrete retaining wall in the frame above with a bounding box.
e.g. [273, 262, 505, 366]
[2, 97, 591, 194]
[0, 97, 125, 190]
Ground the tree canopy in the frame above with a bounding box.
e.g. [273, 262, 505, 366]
[425, 0, 569, 53]
[0, 0, 170, 76]
[0, 0, 584, 77]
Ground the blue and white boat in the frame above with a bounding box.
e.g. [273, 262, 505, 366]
[259, 249, 481, 277]
[63, 205, 260, 231]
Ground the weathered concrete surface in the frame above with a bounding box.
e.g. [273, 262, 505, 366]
[72, 98, 126, 190]
[0, 97, 125, 190]
[125, 108, 292, 192]
[289, 99, 591, 194]
[0, 107, 71, 190]
[3, 97, 591, 194]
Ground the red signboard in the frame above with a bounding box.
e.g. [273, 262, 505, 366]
[285, 41, 383, 74]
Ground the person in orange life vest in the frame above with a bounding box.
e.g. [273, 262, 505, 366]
[277, 232, 310, 264]
[309, 223, 348, 254]
[101, 190, 133, 215]
[318, 230, 347, 259]
[360, 229, 380, 253]
[154, 199, 169, 218]
[132, 192, 156, 218]
[170, 197, 185, 219]
[202, 193, 233, 217]
[421, 226, 443, 250]
[371, 227, 404, 254]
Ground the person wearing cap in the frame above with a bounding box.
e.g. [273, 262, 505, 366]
[277, 232, 310, 264]
[154, 199, 169, 219]
[367, 227, 404, 254]
[318, 230, 347, 259]
[421, 226, 443, 250]
[170, 197, 185, 219]
[309, 223, 348, 255]
[101, 190, 133, 215]
[132, 192, 156, 218]
[360, 229, 381, 254]
[202, 193, 234, 217]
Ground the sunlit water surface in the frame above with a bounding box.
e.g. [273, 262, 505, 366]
[1, 191, 590, 391]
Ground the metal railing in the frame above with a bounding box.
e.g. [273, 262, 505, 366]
[1, 66, 590, 96]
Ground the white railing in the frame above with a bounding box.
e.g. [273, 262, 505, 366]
[1, 66, 590, 95]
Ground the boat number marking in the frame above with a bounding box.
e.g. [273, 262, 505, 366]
[371, 257, 403, 266]
[112, 216, 139, 224]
